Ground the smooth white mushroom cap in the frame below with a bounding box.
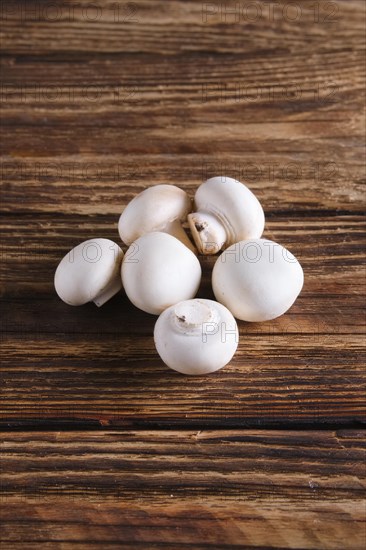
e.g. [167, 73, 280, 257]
[54, 238, 123, 307]
[188, 176, 265, 254]
[121, 232, 201, 315]
[154, 299, 239, 375]
[118, 184, 192, 245]
[212, 238, 304, 322]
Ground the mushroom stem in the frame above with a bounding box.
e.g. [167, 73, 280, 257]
[93, 272, 122, 307]
[188, 212, 227, 255]
[173, 300, 219, 334]
[163, 219, 196, 253]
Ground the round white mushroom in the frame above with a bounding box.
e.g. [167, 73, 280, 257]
[121, 232, 201, 315]
[54, 238, 124, 307]
[118, 184, 195, 252]
[188, 176, 265, 254]
[212, 238, 304, 321]
[154, 299, 238, 375]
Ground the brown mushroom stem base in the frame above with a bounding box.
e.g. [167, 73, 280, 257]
[188, 212, 227, 255]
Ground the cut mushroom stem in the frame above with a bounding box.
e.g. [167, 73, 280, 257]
[93, 272, 123, 307]
[173, 299, 220, 333]
[164, 219, 196, 253]
[188, 212, 227, 255]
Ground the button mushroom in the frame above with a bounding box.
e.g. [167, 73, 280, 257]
[54, 238, 123, 307]
[121, 232, 201, 315]
[154, 298, 238, 375]
[118, 184, 195, 252]
[212, 238, 304, 322]
[188, 176, 265, 254]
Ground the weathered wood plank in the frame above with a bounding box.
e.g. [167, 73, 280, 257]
[0, 153, 364, 214]
[0, 330, 364, 427]
[1, 1, 364, 55]
[0, 214, 364, 291]
[0, 430, 365, 549]
[1, 3, 364, 211]
[1, 290, 364, 335]
[0, 213, 364, 427]
[1, 53, 363, 123]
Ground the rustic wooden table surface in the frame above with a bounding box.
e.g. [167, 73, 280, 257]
[1, 1, 365, 548]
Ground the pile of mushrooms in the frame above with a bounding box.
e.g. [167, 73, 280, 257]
[55, 177, 304, 375]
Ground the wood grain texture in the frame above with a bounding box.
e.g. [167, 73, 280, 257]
[0, 1, 364, 55]
[1, 214, 365, 427]
[0, 0, 365, 547]
[1, 429, 365, 549]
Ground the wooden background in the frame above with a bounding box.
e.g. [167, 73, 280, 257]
[0, 0, 365, 547]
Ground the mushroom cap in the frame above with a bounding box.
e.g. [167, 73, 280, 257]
[193, 176, 265, 245]
[212, 238, 304, 322]
[154, 299, 238, 375]
[118, 184, 192, 245]
[121, 232, 201, 315]
[54, 238, 123, 306]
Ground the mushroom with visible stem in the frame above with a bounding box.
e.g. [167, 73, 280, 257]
[212, 238, 304, 322]
[154, 299, 239, 375]
[188, 176, 265, 255]
[121, 232, 201, 315]
[118, 184, 195, 252]
[54, 238, 123, 307]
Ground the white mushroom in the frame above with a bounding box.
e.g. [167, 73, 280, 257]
[121, 232, 201, 315]
[212, 238, 304, 322]
[118, 184, 195, 252]
[188, 176, 265, 254]
[154, 299, 238, 375]
[54, 238, 123, 307]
